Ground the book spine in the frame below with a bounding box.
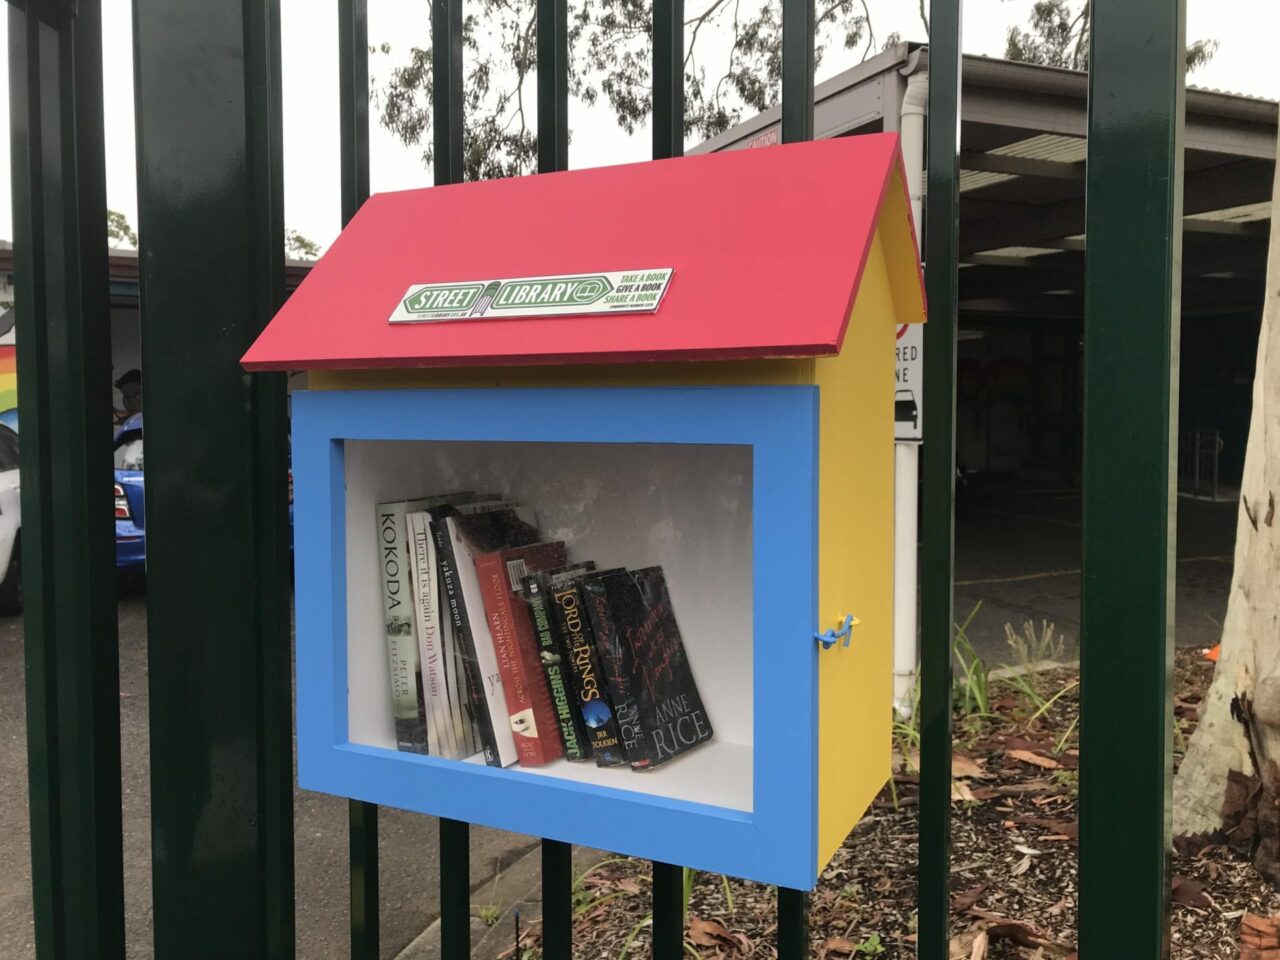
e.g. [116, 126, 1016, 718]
[376, 503, 428, 753]
[549, 583, 625, 767]
[581, 577, 646, 766]
[433, 520, 500, 765]
[408, 512, 455, 758]
[527, 584, 589, 761]
[475, 554, 552, 766]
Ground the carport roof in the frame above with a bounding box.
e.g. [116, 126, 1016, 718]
[695, 44, 1277, 321]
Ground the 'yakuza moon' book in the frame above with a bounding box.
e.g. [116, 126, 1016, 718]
[581, 567, 713, 770]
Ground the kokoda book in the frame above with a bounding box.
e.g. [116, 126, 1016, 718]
[522, 565, 598, 762]
[434, 508, 540, 767]
[475, 542, 569, 766]
[375, 498, 434, 753]
[548, 576, 626, 767]
[581, 567, 713, 770]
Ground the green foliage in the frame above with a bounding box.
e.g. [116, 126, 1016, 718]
[952, 602, 991, 718]
[373, 0, 875, 180]
[285, 228, 321, 260]
[107, 208, 137, 248]
[1004, 619, 1073, 666]
[853, 932, 886, 956]
[1004, 0, 1216, 74]
[476, 903, 502, 926]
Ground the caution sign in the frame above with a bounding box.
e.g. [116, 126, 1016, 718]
[894, 323, 922, 442]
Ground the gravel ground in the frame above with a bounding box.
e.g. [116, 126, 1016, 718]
[492, 650, 1274, 960]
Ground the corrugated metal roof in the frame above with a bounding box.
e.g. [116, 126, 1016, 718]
[960, 133, 1086, 192]
[1188, 201, 1271, 223]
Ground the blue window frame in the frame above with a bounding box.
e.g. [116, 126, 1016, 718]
[291, 385, 820, 887]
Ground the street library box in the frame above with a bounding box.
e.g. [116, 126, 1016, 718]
[242, 134, 925, 890]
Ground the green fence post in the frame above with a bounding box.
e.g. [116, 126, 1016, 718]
[917, 2, 962, 957]
[652, 0, 683, 160]
[133, 0, 294, 955]
[338, 3, 381, 958]
[651, 862, 683, 959]
[9, 2, 125, 956]
[1079, 1, 1184, 956]
[776, 1, 813, 953]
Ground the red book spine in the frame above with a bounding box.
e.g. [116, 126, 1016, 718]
[475, 554, 564, 766]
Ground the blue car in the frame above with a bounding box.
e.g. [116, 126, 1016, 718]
[113, 413, 146, 571]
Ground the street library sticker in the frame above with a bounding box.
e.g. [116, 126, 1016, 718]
[388, 269, 674, 324]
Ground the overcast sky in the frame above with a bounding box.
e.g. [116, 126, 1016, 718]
[0, 0, 1273, 252]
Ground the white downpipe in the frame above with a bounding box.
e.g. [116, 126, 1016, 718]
[893, 66, 927, 717]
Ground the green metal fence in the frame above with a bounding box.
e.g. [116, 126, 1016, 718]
[10, 0, 1183, 956]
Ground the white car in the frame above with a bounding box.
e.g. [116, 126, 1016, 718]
[0, 423, 19, 612]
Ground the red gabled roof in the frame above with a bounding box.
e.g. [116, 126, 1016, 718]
[242, 134, 923, 371]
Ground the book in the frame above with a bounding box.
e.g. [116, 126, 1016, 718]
[406, 509, 457, 759]
[547, 576, 627, 767]
[375, 498, 432, 753]
[581, 567, 713, 770]
[475, 542, 569, 766]
[523, 566, 595, 762]
[434, 508, 541, 767]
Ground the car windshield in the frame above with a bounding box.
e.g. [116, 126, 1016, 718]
[114, 433, 143, 471]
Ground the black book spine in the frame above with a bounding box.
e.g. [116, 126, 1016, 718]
[580, 576, 646, 765]
[432, 519, 500, 766]
[548, 582, 625, 767]
[525, 579, 590, 762]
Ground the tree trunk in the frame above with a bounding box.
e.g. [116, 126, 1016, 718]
[1173, 139, 1280, 844]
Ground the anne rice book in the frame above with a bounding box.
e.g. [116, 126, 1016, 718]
[434, 508, 541, 767]
[475, 542, 568, 766]
[581, 567, 713, 770]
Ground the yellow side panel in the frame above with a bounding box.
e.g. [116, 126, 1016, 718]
[815, 229, 896, 871]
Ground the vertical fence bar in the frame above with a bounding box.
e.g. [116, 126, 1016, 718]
[536, 0, 567, 173]
[432, 0, 465, 185]
[648, 10, 687, 950]
[541, 841, 573, 959]
[133, 0, 294, 954]
[777, 2, 813, 954]
[652, 0, 683, 159]
[433, 0, 470, 954]
[533, 2, 574, 949]
[917, 3, 962, 958]
[1079, 1, 1183, 956]
[338, 4, 380, 958]
[651, 862, 683, 959]
[10, 1, 125, 956]
[439, 818, 471, 960]
[779, 0, 813, 145]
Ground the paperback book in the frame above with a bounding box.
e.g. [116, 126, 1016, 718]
[521, 565, 598, 762]
[475, 542, 569, 766]
[547, 575, 627, 767]
[434, 508, 541, 767]
[581, 567, 713, 770]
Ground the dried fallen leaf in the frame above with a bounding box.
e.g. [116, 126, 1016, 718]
[818, 936, 860, 959]
[1010, 854, 1032, 877]
[951, 883, 989, 913]
[688, 915, 748, 952]
[1007, 749, 1061, 770]
[952, 780, 978, 802]
[1171, 874, 1211, 909]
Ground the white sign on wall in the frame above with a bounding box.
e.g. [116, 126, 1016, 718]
[894, 323, 923, 442]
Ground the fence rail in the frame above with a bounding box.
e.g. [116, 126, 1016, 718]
[10, 0, 1185, 957]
